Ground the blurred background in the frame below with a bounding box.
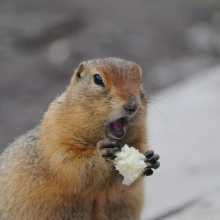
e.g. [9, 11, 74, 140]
[1, 0, 220, 219]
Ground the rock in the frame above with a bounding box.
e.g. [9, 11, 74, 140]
[212, 10, 220, 29]
[185, 23, 215, 52]
[185, 22, 220, 56]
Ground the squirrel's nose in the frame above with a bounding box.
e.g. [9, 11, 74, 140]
[123, 101, 140, 116]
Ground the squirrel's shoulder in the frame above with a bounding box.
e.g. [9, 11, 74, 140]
[0, 125, 41, 167]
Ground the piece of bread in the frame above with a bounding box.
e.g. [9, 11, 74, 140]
[114, 145, 146, 185]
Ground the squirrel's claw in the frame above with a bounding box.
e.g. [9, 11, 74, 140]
[97, 138, 121, 162]
[145, 154, 160, 163]
[147, 162, 160, 170]
[143, 150, 160, 176]
[143, 168, 153, 176]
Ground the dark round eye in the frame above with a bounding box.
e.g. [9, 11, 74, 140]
[93, 74, 105, 87]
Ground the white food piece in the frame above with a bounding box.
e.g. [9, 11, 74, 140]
[114, 144, 147, 185]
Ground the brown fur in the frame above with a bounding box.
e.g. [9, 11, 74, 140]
[0, 57, 148, 220]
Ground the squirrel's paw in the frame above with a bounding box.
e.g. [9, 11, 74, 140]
[97, 138, 121, 162]
[143, 150, 160, 176]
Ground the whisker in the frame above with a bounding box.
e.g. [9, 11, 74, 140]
[147, 104, 164, 118]
[147, 96, 169, 106]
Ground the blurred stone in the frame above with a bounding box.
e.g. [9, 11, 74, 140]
[185, 23, 214, 52]
[185, 22, 220, 56]
[212, 10, 220, 29]
[48, 39, 71, 65]
[212, 32, 220, 56]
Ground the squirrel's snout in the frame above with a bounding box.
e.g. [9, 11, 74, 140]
[123, 100, 140, 116]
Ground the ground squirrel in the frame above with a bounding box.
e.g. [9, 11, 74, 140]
[0, 57, 160, 220]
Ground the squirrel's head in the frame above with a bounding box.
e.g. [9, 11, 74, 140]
[41, 58, 147, 186]
[64, 57, 147, 143]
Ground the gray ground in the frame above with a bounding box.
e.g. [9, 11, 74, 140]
[141, 65, 220, 220]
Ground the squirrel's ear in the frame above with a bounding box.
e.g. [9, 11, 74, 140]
[71, 62, 86, 85]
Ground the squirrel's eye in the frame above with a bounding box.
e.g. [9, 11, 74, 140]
[94, 74, 105, 87]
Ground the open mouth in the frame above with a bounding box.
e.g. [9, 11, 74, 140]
[108, 117, 126, 139]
